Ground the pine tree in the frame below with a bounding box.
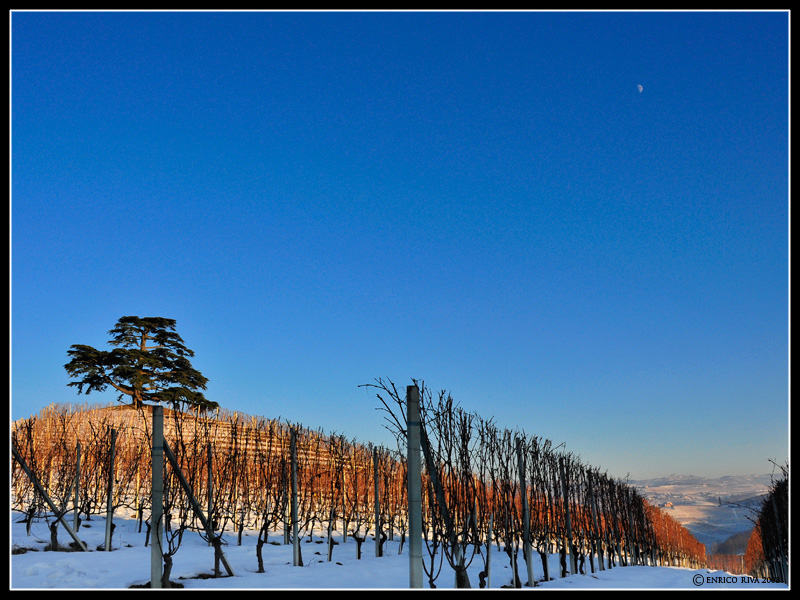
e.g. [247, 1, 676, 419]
[64, 316, 217, 411]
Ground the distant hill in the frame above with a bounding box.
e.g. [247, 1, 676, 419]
[709, 529, 754, 556]
[632, 473, 772, 495]
[630, 474, 771, 549]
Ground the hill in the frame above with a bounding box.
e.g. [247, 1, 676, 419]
[631, 475, 771, 550]
[708, 529, 754, 556]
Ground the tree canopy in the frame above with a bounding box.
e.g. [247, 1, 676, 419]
[64, 316, 218, 412]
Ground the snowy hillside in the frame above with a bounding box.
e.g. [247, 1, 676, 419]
[631, 474, 772, 549]
[11, 510, 787, 590]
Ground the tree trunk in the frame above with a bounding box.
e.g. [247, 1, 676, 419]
[213, 537, 221, 577]
[453, 544, 472, 588]
[161, 554, 173, 588]
[454, 565, 471, 588]
[353, 533, 364, 560]
[505, 547, 522, 588]
[539, 550, 550, 581]
[256, 538, 265, 573]
[48, 521, 59, 550]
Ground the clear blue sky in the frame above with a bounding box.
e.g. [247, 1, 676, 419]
[11, 10, 788, 480]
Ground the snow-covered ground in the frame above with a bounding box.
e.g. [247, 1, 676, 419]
[10, 511, 788, 590]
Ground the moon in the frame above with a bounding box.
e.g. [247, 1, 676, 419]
[637, 84, 643, 93]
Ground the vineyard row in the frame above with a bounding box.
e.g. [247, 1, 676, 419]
[13, 391, 708, 587]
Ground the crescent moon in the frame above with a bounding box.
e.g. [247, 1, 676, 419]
[637, 84, 643, 93]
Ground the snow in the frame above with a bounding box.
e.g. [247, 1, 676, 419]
[10, 511, 788, 590]
[631, 473, 771, 550]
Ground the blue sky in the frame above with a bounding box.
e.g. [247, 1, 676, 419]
[11, 10, 789, 480]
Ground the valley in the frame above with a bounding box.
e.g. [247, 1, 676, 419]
[632, 474, 773, 553]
